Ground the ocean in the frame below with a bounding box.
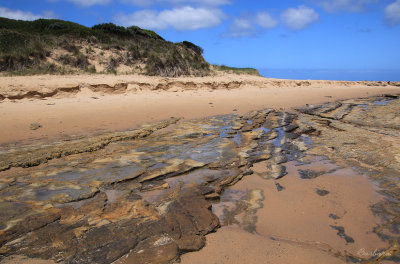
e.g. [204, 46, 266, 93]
[259, 69, 400, 82]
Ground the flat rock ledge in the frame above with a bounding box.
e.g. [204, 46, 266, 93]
[0, 94, 399, 263]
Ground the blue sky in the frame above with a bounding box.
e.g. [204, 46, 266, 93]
[1, 0, 400, 80]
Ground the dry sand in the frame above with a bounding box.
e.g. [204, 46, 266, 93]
[0, 73, 399, 144]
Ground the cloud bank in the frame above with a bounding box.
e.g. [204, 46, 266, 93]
[385, 0, 400, 26]
[225, 11, 277, 38]
[66, 0, 111, 7]
[282, 6, 319, 30]
[226, 18, 256, 38]
[256, 12, 278, 29]
[116, 6, 224, 30]
[0, 6, 56, 21]
[316, 0, 378, 13]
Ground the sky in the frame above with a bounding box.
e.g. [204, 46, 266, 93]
[1, 0, 400, 81]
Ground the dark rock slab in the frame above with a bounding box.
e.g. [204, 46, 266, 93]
[316, 189, 330, 196]
[330, 225, 355, 244]
[275, 182, 285, 192]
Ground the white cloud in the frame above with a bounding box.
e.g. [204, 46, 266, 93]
[224, 11, 277, 38]
[118, 10, 167, 29]
[125, 0, 230, 7]
[316, 0, 378, 13]
[67, 0, 110, 7]
[116, 6, 224, 30]
[226, 18, 255, 37]
[256, 11, 277, 29]
[282, 6, 319, 30]
[385, 0, 400, 26]
[0, 6, 56, 21]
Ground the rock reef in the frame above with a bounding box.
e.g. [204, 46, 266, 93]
[0, 94, 399, 263]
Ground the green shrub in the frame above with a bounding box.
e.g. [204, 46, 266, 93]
[56, 51, 89, 70]
[92, 23, 129, 37]
[60, 40, 79, 54]
[128, 45, 141, 60]
[127, 26, 164, 40]
[87, 65, 96, 73]
[0, 29, 29, 53]
[74, 53, 89, 70]
[213, 64, 260, 76]
[180, 41, 204, 55]
[107, 56, 119, 73]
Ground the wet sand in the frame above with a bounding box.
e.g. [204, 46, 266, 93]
[181, 157, 389, 263]
[1, 74, 399, 144]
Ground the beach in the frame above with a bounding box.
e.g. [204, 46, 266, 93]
[0, 73, 399, 144]
[0, 74, 399, 263]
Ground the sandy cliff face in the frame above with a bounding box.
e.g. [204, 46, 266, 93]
[0, 74, 399, 101]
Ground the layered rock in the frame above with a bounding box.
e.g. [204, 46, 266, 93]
[1, 94, 399, 263]
[0, 108, 306, 263]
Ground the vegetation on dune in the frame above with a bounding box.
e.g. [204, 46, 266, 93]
[0, 17, 260, 77]
[0, 18, 209, 76]
[212, 64, 260, 76]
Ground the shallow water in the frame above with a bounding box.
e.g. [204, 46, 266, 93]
[185, 156, 389, 263]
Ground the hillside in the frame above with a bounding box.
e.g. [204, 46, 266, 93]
[0, 17, 261, 77]
[0, 17, 217, 77]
